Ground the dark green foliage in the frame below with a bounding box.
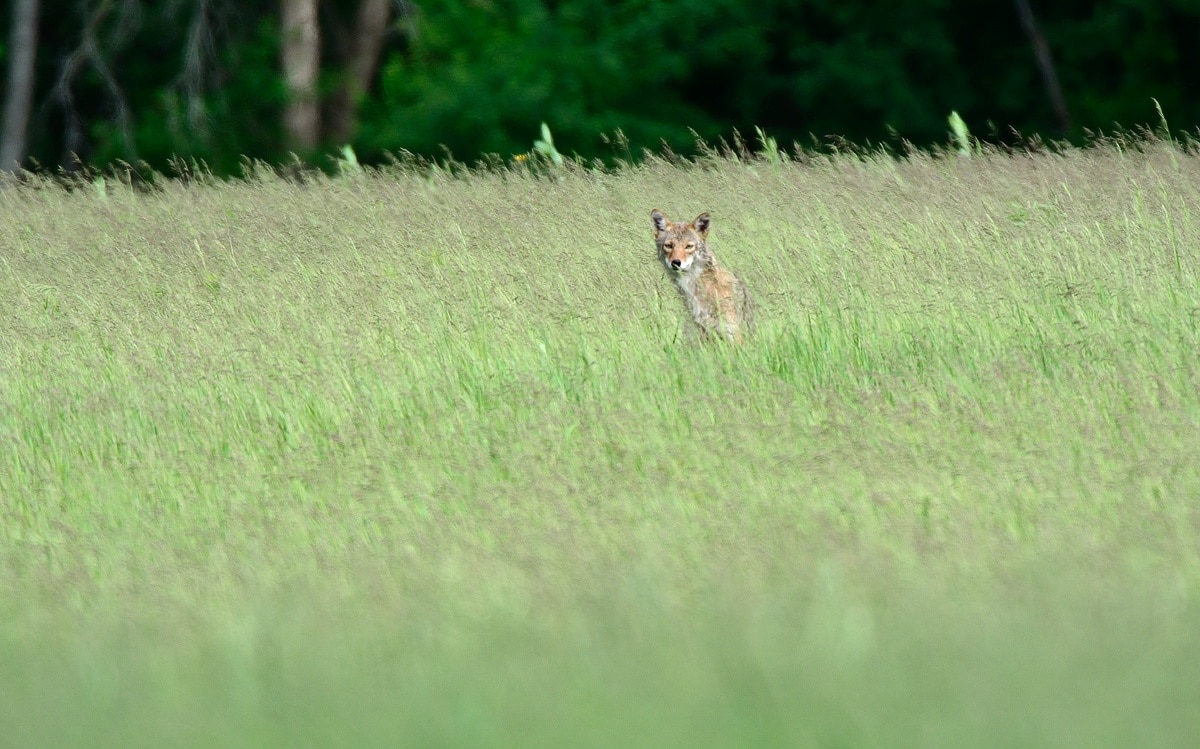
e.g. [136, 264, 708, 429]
[361, 0, 726, 162]
[8, 0, 1200, 174]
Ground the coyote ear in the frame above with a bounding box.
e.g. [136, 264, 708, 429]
[693, 212, 712, 236]
[651, 209, 668, 234]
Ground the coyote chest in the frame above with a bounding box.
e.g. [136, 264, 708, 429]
[650, 209, 751, 343]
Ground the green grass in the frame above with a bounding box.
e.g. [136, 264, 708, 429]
[2, 141, 1200, 747]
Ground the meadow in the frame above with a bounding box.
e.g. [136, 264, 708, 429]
[2, 139, 1199, 747]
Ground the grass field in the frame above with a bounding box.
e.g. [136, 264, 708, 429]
[2, 140, 1200, 747]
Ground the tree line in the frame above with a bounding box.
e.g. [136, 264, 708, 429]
[3, 0, 1200, 176]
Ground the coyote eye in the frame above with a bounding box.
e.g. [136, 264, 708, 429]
[686, 242, 695, 249]
[664, 241, 674, 249]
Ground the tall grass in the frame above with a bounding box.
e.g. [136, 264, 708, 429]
[2, 139, 1199, 746]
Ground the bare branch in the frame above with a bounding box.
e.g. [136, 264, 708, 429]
[1013, 0, 1071, 135]
[172, 0, 217, 141]
[44, 0, 143, 167]
[157, 0, 240, 153]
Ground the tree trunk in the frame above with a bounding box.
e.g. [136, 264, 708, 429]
[1012, 0, 1071, 135]
[1, 0, 40, 172]
[326, 0, 391, 145]
[281, 0, 321, 152]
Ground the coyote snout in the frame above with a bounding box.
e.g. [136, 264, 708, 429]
[666, 253, 692, 271]
[650, 209, 752, 343]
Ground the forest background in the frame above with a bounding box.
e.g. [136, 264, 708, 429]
[3, 0, 1200, 175]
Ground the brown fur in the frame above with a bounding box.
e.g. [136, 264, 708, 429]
[650, 209, 752, 343]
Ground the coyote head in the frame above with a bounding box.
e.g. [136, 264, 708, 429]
[651, 209, 711, 273]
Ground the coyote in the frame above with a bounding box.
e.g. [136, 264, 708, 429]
[650, 209, 752, 343]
